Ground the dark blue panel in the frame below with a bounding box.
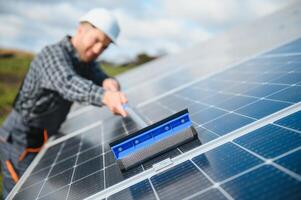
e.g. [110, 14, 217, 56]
[178, 138, 203, 152]
[275, 149, 301, 175]
[234, 124, 301, 158]
[104, 151, 116, 167]
[22, 167, 50, 189]
[178, 87, 217, 102]
[77, 145, 102, 165]
[50, 156, 76, 177]
[275, 110, 301, 132]
[242, 84, 286, 98]
[222, 165, 301, 200]
[233, 58, 271, 72]
[200, 93, 234, 105]
[33, 152, 57, 173]
[224, 83, 259, 94]
[41, 143, 62, 159]
[38, 185, 69, 200]
[195, 79, 237, 91]
[273, 62, 301, 73]
[122, 165, 144, 179]
[187, 103, 209, 115]
[64, 136, 81, 147]
[203, 113, 254, 136]
[194, 127, 219, 144]
[57, 145, 80, 162]
[14, 181, 42, 200]
[68, 170, 104, 200]
[189, 188, 228, 200]
[271, 73, 301, 85]
[246, 72, 283, 83]
[139, 103, 174, 123]
[192, 143, 262, 182]
[104, 164, 143, 188]
[73, 156, 103, 182]
[236, 99, 290, 119]
[268, 86, 301, 103]
[210, 71, 242, 81]
[108, 180, 156, 200]
[264, 37, 301, 54]
[39, 168, 73, 197]
[216, 95, 258, 111]
[150, 160, 212, 200]
[282, 59, 301, 72]
[191, 107, 227, 125]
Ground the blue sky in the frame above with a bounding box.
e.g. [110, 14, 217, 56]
[0, 0, 295, 63]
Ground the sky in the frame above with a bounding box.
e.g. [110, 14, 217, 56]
[0, 0, 295, 63]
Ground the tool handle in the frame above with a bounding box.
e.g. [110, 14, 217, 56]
[123, 104, 148, 128]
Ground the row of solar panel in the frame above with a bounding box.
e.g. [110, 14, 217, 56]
[11, 37, 301, 199]
[11, 115, 131, 197]
[14, 109, 301, 200]
[107, 110, 301, 200]
[138, 50, 301, 140]
[126, 40, 301, 106]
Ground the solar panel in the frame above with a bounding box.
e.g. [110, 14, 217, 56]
[7, 2, 301, 200]
[105, 110, 301, 200]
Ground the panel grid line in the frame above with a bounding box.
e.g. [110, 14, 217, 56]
[141, 165, 161, 200]
[177, 148, 234, 200]
[35, 142, 66, 200]
[65, 135, 83, 200]
[232, 142, 301, 181]
[85, 103, 301, 200]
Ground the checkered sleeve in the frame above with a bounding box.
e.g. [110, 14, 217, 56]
[90, 63, 110, 86]
[39, 46, 104, 106]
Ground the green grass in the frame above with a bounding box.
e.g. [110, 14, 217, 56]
[0, 56, 31, 125]
[0, 171, 2, 199]
[101, 63, 138, 77]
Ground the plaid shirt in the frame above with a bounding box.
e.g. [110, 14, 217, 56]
[12, 35, 109, 134]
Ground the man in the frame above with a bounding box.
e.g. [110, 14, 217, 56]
[0, 8, 127, 198]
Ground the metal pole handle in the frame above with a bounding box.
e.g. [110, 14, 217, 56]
[123, 104, 148, 128]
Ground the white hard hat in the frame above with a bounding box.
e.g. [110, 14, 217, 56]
[79, 8, 120, 44]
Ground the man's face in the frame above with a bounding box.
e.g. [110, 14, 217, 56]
[76, 23, 112, 62]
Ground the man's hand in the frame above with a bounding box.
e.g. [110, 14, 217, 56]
[102, 78, 120, 92]
[102, 90, 128, 117]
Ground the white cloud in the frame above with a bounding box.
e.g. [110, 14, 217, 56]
[0, 0, 294, 63]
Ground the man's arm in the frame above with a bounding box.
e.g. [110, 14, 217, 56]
[40, 46, 104, 106]
[90, 63, 109, 86]
[90, 63, 121, 91]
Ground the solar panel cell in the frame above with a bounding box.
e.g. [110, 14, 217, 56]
[274, 110, 301, 131]
[202, 113, 254, 136]
[236, 99, 290, 119]
[108, 180, 157, 200]
[68, 170, 104, 200]
[150, 161, 212, 200]
[234, 124, 301, 159]
[275, 149, 301, 175]
[192, 143, 262, 182]
[188, 188, 228, 200]
[221, 165, 301, 200]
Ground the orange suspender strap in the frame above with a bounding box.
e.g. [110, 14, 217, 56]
[18, 147, 42, 161]
[18, 129, 48, 161]
[43, 128, 48, 144]
[5, 160, 19, 183]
